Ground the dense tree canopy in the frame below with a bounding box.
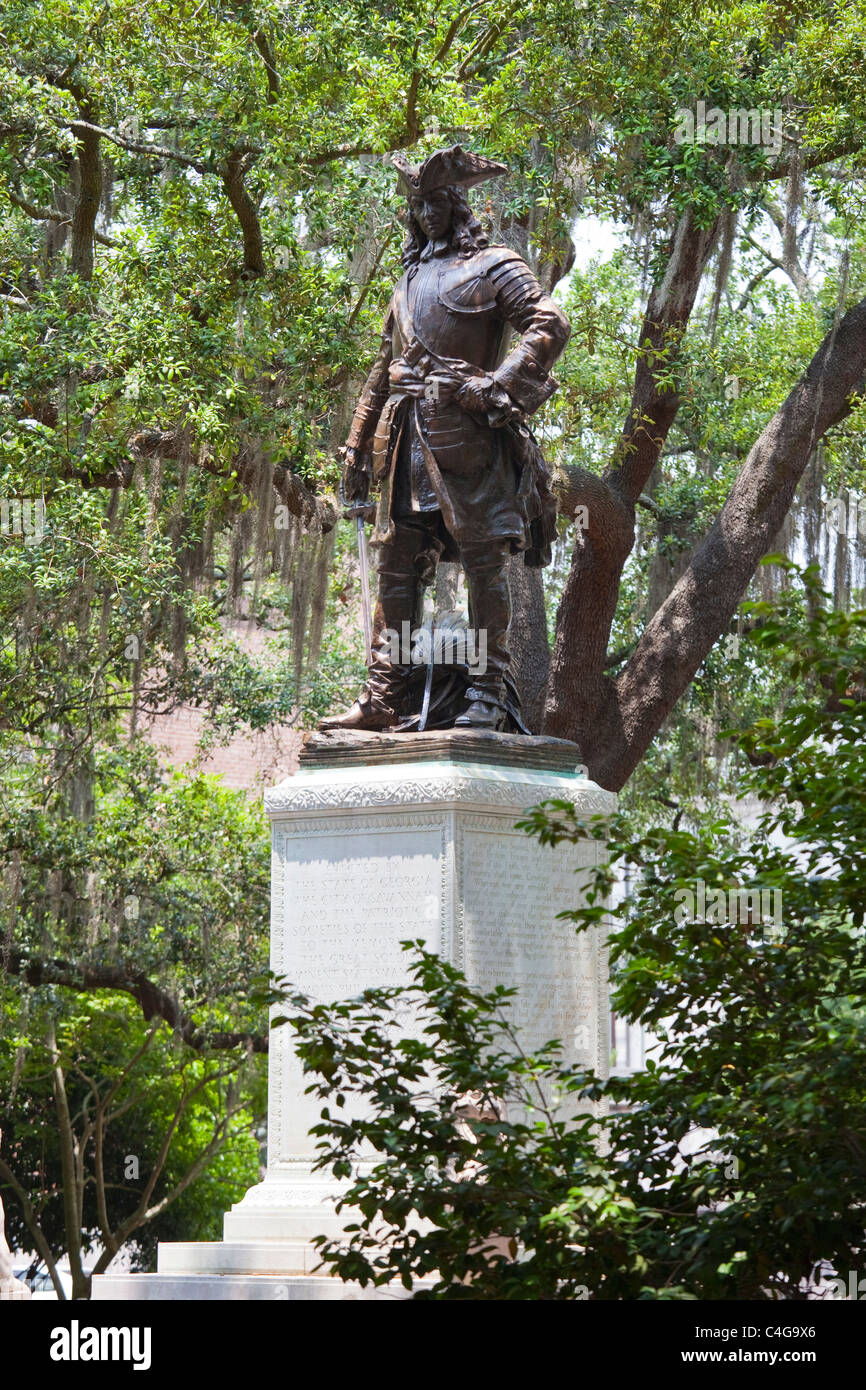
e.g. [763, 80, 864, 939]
[3, 0, 865, 784]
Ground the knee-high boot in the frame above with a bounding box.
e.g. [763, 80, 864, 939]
[320, 531, 425, 730]
[456, 550, 512, 728]
[365, 563, 423, 715]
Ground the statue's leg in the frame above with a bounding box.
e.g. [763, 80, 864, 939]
[366, 523, 432, 712]
[455, 539, 512, 730]
[320, 520, 433, 730]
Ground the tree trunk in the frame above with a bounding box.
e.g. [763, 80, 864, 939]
[434, 561, 461, 617]
[70, 125, 101, 282]
[507, 556, 550, 732]
[544, 209, 720, 750]
[48, 1023, 89, 1298]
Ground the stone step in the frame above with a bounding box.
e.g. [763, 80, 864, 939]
[91, 1272, 411, 1301]
[157, 1240, 318, 1276]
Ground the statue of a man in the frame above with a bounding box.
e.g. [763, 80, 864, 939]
[323, 146, 570, 732]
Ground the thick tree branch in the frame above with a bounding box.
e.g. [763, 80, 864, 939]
[592, 291, 866, 789]
[132, 428, 337, 531]
[222, 149, 266, 277]
[764, 135, 864, 181]
[456, 2, 525, 78]
[252, 28, 281, 101]
[610, 208, 720, 503]
[6, 949, 268, 1053]
[5, 190, 116, 247]
[553, 463, 634, 556]
[65, 118, 219, 173]
[83, 428, 337, 533]
[433, 4, 484, 62]
[405, 63, 422, 144]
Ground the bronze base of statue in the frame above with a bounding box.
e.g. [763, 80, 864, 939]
[300, 726, 583, 773]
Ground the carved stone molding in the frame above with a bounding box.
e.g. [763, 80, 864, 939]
[265, 773, 616, 818]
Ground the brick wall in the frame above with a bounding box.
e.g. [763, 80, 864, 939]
[141, 702, 302, 791]
[140, 617, 303, 792]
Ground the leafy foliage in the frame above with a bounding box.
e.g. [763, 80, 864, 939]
[1, 993, 264, 1274]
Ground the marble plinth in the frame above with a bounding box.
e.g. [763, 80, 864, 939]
[93, 731, 614, 1300]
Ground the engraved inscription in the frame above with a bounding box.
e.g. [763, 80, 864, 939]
[275, 826, 444, 998]
[459, 826, 600, 1061]
[269, 823, 446, 1164]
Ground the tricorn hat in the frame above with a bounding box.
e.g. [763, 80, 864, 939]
[391, 145, 508, 198]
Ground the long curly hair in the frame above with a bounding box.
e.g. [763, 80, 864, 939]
[401, 185, 489, 273]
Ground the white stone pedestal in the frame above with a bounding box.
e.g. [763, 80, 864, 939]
[93, 733, 614, 1301]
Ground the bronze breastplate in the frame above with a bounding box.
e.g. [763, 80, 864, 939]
[393, 254, 510, 372]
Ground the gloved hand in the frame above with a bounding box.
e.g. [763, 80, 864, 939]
[340, 445, 376, 523]
[456, 374, 496, 415]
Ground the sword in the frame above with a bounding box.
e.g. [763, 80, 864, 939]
[339, 448, 374, 667]
[354, 511, 373, 666]
[418, 617, 435, 732]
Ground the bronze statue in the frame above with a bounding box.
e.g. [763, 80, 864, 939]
[323, 146, 570, 733]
